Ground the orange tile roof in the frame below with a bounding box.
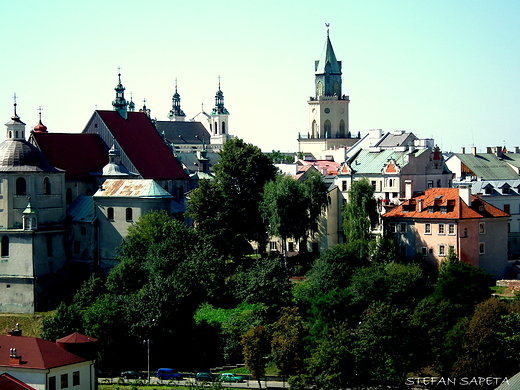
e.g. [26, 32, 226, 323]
[383, 187, 509, 220]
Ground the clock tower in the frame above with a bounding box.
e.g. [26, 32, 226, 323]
[298, 25, 357, 159]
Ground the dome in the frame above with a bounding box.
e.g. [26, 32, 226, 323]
[0, 139, 59, 172]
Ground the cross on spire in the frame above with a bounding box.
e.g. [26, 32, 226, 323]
[325, 23, 330, 37]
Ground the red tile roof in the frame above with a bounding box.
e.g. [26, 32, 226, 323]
[31, 133, 108, 180]
[0, 373, 36, 390]
[95, 111, 189, 180]
[0, 335, 87, 369]
[56, 332, 98, 344]
[383, 188, 509, 220]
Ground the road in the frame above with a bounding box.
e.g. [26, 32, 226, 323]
[99, 377, 289, 388]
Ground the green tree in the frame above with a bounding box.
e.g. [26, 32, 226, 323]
[241, 325, 271, 389]
[187, 138, 277, 257]
[265, 150, 294, 164]
[342, 178, 379, 241]
[271, 307, 308, 376]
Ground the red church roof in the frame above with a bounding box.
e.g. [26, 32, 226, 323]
[95, 111, 189, 180]
[56, 332, 98, 344]
[31, 133, 108, 181]
[0, 373, 36, 390]
[0, 335, 87, 369]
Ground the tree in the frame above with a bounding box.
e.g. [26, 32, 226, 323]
[271, 307, 308, 376]
[241, 325, 271, 389]
[342, 178, 379, 258]
[187, 138, 277, 257]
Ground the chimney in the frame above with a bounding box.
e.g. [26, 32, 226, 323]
[459, 185, 472, 206]
[515, 146, 520, 154]
[405, 180, 413, 199]
[461, 147, 465, 154]
[8, 323, 22, 337]
[471, 147, 477, 156]
[9, 348, 22, 365]
[496, 146, 503, 158]
[418, 198, 423, 212]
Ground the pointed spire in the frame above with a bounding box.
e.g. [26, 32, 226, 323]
[167, 78, 186, 120]
[212, 76, 229, 115]
[33, 106, 48, 133]
[112, 68, 129, 119]
[5, 94, 26, 140]
[314, 24, 343, 98]
[128, 92, 135, 112]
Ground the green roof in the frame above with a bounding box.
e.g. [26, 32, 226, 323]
[453, 153, 519, 180]
[348, 148, 428, 174]
[67, 196, 95, 223]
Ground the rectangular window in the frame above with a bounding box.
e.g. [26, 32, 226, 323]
[73, 371, 80, 386]
[342, 180, 347, 192]
[107, 207, 114, 221]
[449, 245, 455, 254]
[399, 223, 407, 233]
[269, 241, 277, 251]
[288, 242, 294, 252]
[421, 247, 427, 256]
[439, 245, 446, 256]
[504, 204, 510, 214]
[479, 222, 485, 234]
[371, 181, 376, 191]
[448, 224, 455, 235]
[479, 242, 485, 254]
[49, 376, 56, 390]
[424, 223, 431, 234]
[389, 222, 397, 233]
[61, 374, 68, 389]
[427, 180, 433, 189]
[438, 223, 445, 235]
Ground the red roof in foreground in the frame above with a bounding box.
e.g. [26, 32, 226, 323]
[383, 188, 510, 220]
[31, 133, 108, 181]
[0, 335, 86, 369]
[56, 332, 98, 344]
[0, 374, 36, 390]
[95, 111, 189, 181]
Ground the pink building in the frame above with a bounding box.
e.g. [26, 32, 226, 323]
[383, 186, 510, 278]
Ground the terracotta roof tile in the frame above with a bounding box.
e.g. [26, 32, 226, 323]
[383, 188, 509, 220]
[0, 335, 87, 369]
[0, 373, 36, 390]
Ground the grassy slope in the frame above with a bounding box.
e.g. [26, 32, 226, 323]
[0, 312, 54, 338]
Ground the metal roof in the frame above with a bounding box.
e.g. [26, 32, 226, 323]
[66, 196, 95, 223]
[349, 148, 428, 174]
[94, 179, 173, 198]
[452, 153, 519, 180]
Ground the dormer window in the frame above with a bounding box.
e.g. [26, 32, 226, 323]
[503, 187, 510, 194]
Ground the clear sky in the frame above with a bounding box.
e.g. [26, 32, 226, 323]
[1, 0, 519, 153]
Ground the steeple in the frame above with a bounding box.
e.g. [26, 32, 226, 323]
[314, 23, 343, 98]
[167, 79, 186, 121]
[212, 77, 229, 116]
[5, 94, 27, 140]
[33, 106, 48, 133]
[128, 92, 136, 112]
[112, 69, 129, 119]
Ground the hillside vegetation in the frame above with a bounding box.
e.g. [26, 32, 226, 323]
[0, 312, 53, 338]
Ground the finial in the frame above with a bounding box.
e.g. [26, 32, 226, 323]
[175, 77, 178, 93]
[218, 75, 221, 90]
[325, 23, 330, 38]
[12, 93, 18, 116]
[37, 106, 43, 120]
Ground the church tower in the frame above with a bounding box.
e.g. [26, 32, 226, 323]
[298, 25, 358, 159]
[167, 80, 186, 121]
[112, 71, 128, 119]
[210, 78, 230, 144]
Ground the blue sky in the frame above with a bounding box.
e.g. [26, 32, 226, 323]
[1, 0, 519, 153]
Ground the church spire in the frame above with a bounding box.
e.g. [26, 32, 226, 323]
[212, 76, 229, 116]
[5, 93, 26, 140]
[33, 106, 48, 133]
[112, 69, 129, 119]
[314, 23, 342, 98]
[167, 79, 186, 121]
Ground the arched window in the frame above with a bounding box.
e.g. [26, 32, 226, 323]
[339, 120, 346, 138]
[1, 236, 8, 257]
[317, 81, 323, 97]
[43, 177, 51, 195]
[312, 120, 318, 138]
[214, 123, 218, 135]
[66, 188, 72, 204]
[126, 208, 133, 222]
[16, 177, 26, 195]
[107, 207, 114, 221]
[222, 122, 226, 134]
[323, 120, 331, 138]
[334, 82, 339, 95]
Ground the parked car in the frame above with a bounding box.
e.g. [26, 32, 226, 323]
[120, 371, 146, 379]
[157, 368, 183, 380]
[195, 372, 215, 382]
[221, 373, 243, 383]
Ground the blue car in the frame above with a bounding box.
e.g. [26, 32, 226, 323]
[157, 368, 183, 380]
